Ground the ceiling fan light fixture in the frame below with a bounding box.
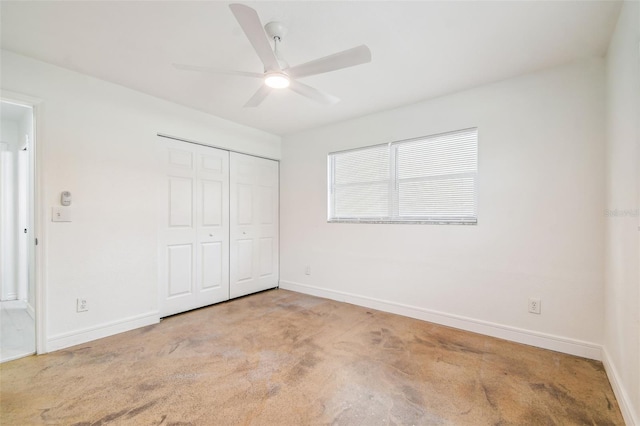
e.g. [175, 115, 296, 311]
[264, 72, 290, 89]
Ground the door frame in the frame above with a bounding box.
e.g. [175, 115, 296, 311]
[158, 133, 279, 162]
[156, 134, 280, 317]
[1, 91, 46, 355]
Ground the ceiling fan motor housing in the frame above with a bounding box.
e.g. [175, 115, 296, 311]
[265, 21, 287, 41]
[264, 21, 289, 70]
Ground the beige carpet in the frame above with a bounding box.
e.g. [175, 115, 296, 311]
[0, 289, 623, 425]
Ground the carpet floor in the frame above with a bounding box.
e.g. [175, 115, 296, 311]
[0, 289, 624, 425]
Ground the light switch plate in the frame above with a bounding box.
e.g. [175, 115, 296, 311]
[52, 206, 72, 222]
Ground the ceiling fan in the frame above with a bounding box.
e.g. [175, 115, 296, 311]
[173, 3, 372, 107]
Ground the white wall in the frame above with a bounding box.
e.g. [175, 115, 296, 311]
[1, 119, 18, 142]
[0, 50, 281, 351]
[281, 58, 606, 359]
[604, 1, 640, 424]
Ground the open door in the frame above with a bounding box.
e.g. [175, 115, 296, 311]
[0, 100, 36, 362]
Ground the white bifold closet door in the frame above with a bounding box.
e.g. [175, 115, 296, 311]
[230, 152, 279, 298]
[159, 140, 230, 317]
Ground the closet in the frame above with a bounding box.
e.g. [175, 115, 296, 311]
[158, 138, 278, 317]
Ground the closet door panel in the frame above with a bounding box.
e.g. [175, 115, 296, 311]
[167, 244, 193, 297]
[236, 239, 254, 282]
[201, 242, 222, 290]
[195, 145, 229, 304]
[201, 180, 222, 226]
[159, 140, 229, 317]
[230, 152, 279, 298]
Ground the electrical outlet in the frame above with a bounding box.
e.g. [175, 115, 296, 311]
[528, 298, 541, 314]
[77, 298, 88, 312]
[305, 265, 311, 275]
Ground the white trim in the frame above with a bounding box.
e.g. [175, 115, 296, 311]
[279, 280, 602, 360]
[46, 311, 160, 352]
[602, 347, 639, 426]
[157, 133, 280, 162]
[1, 351, 36, 364]
[34, 100, 46, 356]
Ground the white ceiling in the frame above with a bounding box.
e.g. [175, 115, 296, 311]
[1, 1, 621, 136]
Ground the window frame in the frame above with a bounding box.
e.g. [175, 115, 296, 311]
[327, 128, 478, 225]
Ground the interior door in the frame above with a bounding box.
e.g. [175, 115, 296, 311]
[230, 152, 279, 298]
[158, 139, 229, 317]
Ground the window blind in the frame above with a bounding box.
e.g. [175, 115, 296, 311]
[328, 128, 478, 224]
[330, 144, 389, 219]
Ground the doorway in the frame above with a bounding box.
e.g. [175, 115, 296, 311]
[0, 100, 35, 362]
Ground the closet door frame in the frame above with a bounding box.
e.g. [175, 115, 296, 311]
[157, 135, 279, 318]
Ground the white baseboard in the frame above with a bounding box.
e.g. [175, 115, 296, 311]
[279, 280, 602, 360]
[26, 301, 35, 320]
[46, 311, 160, 353]
[602, 347, 639, 426]
[2, 293, 17, 301]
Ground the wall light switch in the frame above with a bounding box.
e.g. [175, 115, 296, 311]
[52, 206, 72, 222]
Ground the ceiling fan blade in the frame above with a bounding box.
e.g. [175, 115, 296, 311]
[244, 84, 272, 108]
[173, 64, 263, 79]
[287, 45, 371, 79]
[289, 80, 340, 105]
[229, 4, 281, 72]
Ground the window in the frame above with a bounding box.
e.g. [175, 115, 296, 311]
[328, 128, 478, 224]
